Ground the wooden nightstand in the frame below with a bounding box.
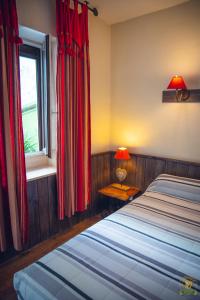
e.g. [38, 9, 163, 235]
[98, 184, 140, 215]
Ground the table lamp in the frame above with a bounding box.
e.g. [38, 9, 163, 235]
[112, 147, 131, 190]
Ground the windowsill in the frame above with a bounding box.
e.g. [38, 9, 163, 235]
[27, 166, 56, 182]
[25, 151, 48, 170]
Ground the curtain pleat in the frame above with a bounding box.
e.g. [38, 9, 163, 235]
[0, 174, 6, 252]
[56, 0, 91, 219]
[0, 0, 28, 251]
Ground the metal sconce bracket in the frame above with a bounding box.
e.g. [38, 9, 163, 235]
[162, 89, 200, 103]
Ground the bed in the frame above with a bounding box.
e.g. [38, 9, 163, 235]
[14, 174, 200, 300]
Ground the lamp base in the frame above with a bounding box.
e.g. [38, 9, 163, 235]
[111, 183, 130, 191]
[115, 168, 127, 182]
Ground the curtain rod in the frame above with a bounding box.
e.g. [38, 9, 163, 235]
[72, 0, 98, 16]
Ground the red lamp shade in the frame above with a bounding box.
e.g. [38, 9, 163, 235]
[167, 75, 187, 90]
[114, 147, 131, 160]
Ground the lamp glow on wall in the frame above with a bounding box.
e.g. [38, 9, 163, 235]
[113, 147, 131, 190]
[167, 75, 190, 102]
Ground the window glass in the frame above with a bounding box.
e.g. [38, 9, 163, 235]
[20, 56, 39, 153]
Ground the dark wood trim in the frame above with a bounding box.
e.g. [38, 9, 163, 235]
[162, 89, 200, 103]
[91, 151, 111, 157]
[110, 151, 200, 167]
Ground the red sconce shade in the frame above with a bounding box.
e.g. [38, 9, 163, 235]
[167, 75, 187, 90]
[114, 147, 131, 160]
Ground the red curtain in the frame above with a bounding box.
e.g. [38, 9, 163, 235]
[56, 0, 91, 219]
[0, 0, 28, 251]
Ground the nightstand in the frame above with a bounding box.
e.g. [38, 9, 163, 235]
[98, 184, 140, 216]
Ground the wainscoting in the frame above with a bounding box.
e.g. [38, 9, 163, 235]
[91, 152, 111, 213]
[0, 151, 200, 263]
[28, 151, 111, 250]
[110, 152, 200, 191]
[0, 152, 111, 264]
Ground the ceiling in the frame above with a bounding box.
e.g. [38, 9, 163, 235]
[89, 0, 190, 25]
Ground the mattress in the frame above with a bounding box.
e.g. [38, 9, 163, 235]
[14, 174, 200, 300]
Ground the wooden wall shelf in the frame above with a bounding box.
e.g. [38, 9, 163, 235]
[162, 89, 200, 103]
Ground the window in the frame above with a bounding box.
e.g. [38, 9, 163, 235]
[19, 40, 50, 156]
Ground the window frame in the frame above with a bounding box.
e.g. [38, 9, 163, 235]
[20, 41, 50, 156]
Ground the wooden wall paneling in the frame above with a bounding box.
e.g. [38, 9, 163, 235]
[91, 153, 111, 214]
[37, 177, 50, 241]
[93, 154, 101, 213]
[126, 155, 137, 186]
[135, 156, 146, 191]
[90, 156, 95, 212]
[175, 163, 189, 178]
[144, 157, 166, 189]
[165, 161, 179, 176]
[102, 152, 111, 212]
[96, 154, 103, 212]
[91, 155, 98, 213]
[59, 217, 71, 233]
[103, 152, 111, 186]
[143, 157, 155, 188]
[103, 153, 110, 184]
[99, 153, 108, 184]
[76, 210, 90, 224]
[154, 158, 166, 176]
[110, 153, 116, 183]
[1, 151, 200, 265]
[165, 160, 190, 178]
[109, 153, 200, 191]
[47, 175, 59, 235]
[97, 154, 103, 207]
[95, 154, 100, 209]
[27, 180, 41, 247]
[97, 155, 104, 189]
[46, 174, 70, 234]
[188, 165, 200, 179]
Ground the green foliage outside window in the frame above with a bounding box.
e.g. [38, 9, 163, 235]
[24, 134, 37, 153]
[22, 106, 39, 153]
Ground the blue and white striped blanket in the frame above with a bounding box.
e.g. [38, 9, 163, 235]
[14, 174, 200, 299]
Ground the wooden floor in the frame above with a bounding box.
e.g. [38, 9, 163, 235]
[0, 214, 102, 300]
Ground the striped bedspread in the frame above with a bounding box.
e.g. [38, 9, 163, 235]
[14, 174, 200, 300]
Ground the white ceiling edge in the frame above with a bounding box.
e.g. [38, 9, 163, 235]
[90, 0, 191, 25]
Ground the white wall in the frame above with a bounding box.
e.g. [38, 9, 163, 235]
[17, 0, 200, 163]
[111, 0, 200, 162]
[17, 0, 56, 35]
[16, 0, 111, 154]
[89, 15, 111, 153]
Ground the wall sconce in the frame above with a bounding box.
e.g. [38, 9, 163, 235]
[162, 75, 200, 103]
[112, 147, 131, 191]
[167, 75, 189, 102]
